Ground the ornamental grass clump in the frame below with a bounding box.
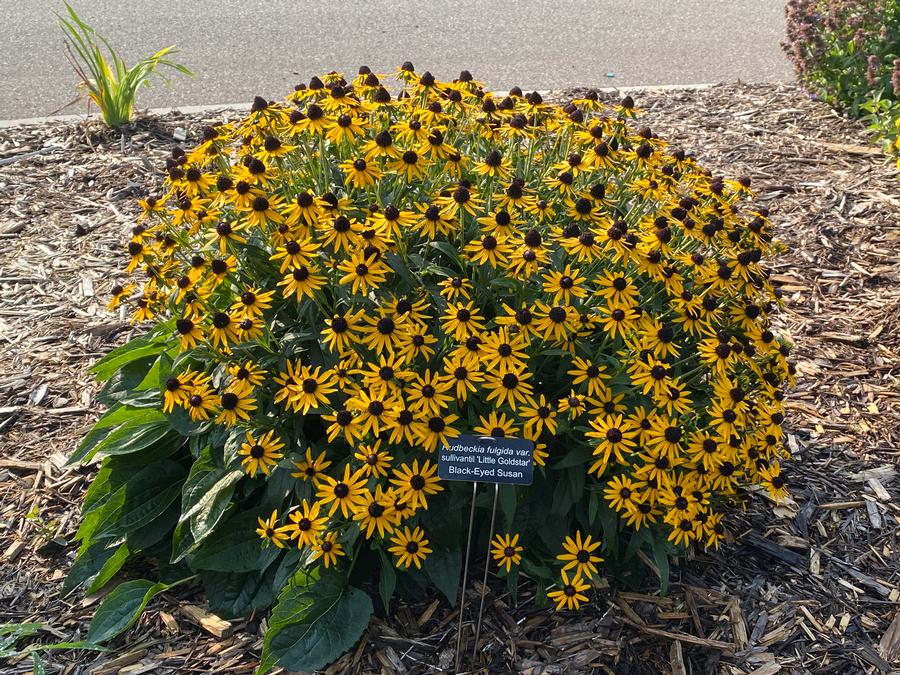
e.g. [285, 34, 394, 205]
[71, 65, 793, 671]
[57, 2, 192, 128]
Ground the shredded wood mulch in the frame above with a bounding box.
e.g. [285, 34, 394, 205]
[0, 82, 898, 675]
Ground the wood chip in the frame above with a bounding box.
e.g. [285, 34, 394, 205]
[181, 605, 233, 639]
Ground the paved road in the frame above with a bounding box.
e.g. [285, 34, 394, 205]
[0, 0, 791, 121]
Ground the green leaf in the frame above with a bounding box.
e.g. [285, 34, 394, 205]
[179, 447, 244, 546]
[97, 357, 165, 407]
[489, 277, 521, 290]
[520, 558, 554, 584]
[384, 252, 417, 288]
[90, 335, 167, 381]
[0, 622, 42, 659]
[587, 490, 600, 527]
[93, 460, 186, 541]
[552, 445, 594, 470]
[135, 352, 172, 391]
[650, 535, 671, 595]
[86, 579, 167, 643]
[31, 641, 107, 652]
[191, 511, 280, 573]
[94, 424, 176, 460]
[377, 549, 396, 613]
[126, 501, 179, 551]
[202, 568, 275, 619]
[270, 548, 302, 590]
[506, 567, 519, 606]
[258, 570, 372, 674]
[427, 240, 463, 268]
[422, 537, 461, 605]
[170, 519, 197, 564]
[499, 485, 517, 529]
[64, 541, 130, 594]
[68, 407, 168, 466]
[598, 500, 619, 558]
[32, 652, 44, 675]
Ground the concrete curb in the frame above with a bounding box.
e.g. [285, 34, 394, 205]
[0, 83, 719, 129]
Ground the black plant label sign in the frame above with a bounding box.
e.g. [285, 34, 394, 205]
[437, 435, 534, 485]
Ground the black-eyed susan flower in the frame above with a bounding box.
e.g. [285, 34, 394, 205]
[353, 485, 397, 538]
[217, 388, 256, 425]
[412, 202, 455, 238]
[484, 367, 534, 411]
[321, 309, 363, 353]
[206, 311, 240, 350]
[520, 394, 558, 438]
[175, 316, 204, 351]
[474, 411, 519, 438]
[557, 531, 603, 579]
[389, 459, 442, 510]
[310, 531, 345, 568]
[604, 474, 638, 513]
[586, 414, 639, 475]
[231, 287, 274, 319]
[548, 570, 591, 611]
[396, 324, 438, 363]
[490, 532, 523, 573]
[354, 439, 393, 478]
[270, 238, 317, 273]
[338, 251, 390, 296]
[412, 412, 460, 452]
[388, 526, 431, 569]
[533, 303, 576, 342]
[596, 269, 640, 308]
[406, 370, 454, 417]
[624, 496, 661, 530]
[758, 462, 789, 501]
[106, 282, 134, 310]
[597, 304, 640, 340]
[315, 464, 368, 518]
[227, 361, 266, 394]
[437, 183, 483, 218]
[287, 365, 337, 414]
[441, 355, 484, 401]
[475, 148, 512, 179]
[481, 328, 528, 373]
[438, 276, 471, 301]
[389, 149, 430, 182]
[256, 510, 289, 548]
[185, 381, 218, 421]
[340, 157, 382, 189]
[567, 356, 607, 397]
[441, 302, 486, 341]
[282, 499, 328, 548]
[357, 354, 413, 397]
[542, 264, 587, 304]
[239, 429, 285, 476]
[288, 448, 332, 484]
[464, 232, 512, 268]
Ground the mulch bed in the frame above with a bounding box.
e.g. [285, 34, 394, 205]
[1, 82, 898, 675]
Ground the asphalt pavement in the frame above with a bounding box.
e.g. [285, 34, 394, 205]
[0, 0, 792, 120]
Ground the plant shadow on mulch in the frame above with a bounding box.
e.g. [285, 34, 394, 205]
[0, 82, 898, 674]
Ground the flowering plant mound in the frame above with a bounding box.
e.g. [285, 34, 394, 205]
[69, 66, 793, 672]
[784, 0, 899, 112]
[784, 0, 900, 162]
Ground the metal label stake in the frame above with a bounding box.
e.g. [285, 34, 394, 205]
[454, 481, 479, 673]
[438, 435, 534, 673]
[472, 483, 500, 661]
